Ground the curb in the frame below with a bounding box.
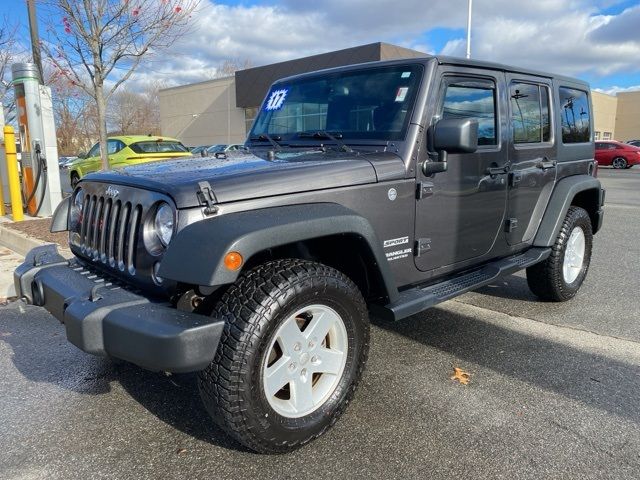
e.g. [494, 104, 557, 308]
[0, 223, 72, 258]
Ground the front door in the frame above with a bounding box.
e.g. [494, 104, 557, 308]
[504, 75, 557, 245]
[415, 69, 508, 272]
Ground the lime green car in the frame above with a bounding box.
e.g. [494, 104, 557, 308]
[69, 135, 192, 188]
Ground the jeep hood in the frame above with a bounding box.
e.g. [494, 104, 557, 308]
[83, 150, 405, 208]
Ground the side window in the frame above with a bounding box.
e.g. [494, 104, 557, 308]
[88, 143, 100, 158]
[441, 78, 497, 146]
[510, 82, 551, 144]
[107, 139, 124, 155]
[595, 142, 604, 150]
[559, 87, 590, 143]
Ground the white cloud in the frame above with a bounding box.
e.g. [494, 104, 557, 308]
[594, 85, 640, 95]
[121, 0, 640, 90]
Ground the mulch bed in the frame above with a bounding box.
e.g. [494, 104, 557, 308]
[4, 219, 68, 247]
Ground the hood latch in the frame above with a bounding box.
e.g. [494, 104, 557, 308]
[197, 181, 218, 215]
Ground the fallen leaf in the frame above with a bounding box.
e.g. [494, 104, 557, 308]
[450, 367, 471, 385]
[176, 448, 187, 455]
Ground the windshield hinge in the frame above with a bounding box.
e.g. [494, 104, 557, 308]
[197, 181, 218, 215]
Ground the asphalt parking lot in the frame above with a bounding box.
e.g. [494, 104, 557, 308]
[1, 168, 639, 480]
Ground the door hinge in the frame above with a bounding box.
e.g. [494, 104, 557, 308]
[197, 181, 219, 215]
[505, 218, 518, 232]
[415, 238, 431, 256]
[416, 181, 434, 200]
[509, 171, 522, 187]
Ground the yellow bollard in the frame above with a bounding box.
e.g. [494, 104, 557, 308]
[4, 126, 24, 221]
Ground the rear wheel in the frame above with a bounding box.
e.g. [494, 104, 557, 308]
[526, 206, 592, 301]
[612, 157, 627, 169]
[198, 259, 369, 453]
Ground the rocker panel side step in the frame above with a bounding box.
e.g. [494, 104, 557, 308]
[374, 247, 551, 321]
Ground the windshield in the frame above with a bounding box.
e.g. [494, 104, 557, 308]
[208, 144, 227, 152]
[250, 64, 423, 142]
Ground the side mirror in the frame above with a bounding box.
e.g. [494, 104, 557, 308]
[77, 152, 87, 159]
[422, 118, 479, 176]
[434, 117, 479, 153]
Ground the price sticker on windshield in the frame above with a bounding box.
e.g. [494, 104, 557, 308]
[265, 88, 288, 111]
[395, 87, 409, 102]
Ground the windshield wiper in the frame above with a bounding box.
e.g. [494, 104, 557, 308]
[296, 131, 354, 153]
[249, 133, 282, 150]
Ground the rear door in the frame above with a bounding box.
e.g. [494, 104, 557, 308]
[505, 74, 557, 245]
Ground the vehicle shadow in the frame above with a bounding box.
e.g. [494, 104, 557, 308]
[0, 302, 247, 452]
[371, 306, 640, 424]
[461, 274, 541, 303]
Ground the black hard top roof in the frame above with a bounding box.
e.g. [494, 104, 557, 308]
[274, 55, 590, 89]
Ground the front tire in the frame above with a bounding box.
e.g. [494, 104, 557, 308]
[198, 259, 370, 453]
[70, 172, 80, 189]
[526, 206, 593, 301]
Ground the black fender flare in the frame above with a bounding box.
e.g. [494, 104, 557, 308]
[533, 175, 603, 247]
[159, 203, 399, 302]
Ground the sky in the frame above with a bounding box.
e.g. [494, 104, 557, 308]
[3, 0, 640, 94]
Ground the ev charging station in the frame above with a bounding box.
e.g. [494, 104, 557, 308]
[10, 62, 61, 217]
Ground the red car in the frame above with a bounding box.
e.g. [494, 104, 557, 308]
[595, 141, 640, 169]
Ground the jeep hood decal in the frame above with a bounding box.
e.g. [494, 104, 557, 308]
[85, 150, 404, 208]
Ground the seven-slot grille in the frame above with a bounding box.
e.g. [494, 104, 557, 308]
[78, 193, 142, 274]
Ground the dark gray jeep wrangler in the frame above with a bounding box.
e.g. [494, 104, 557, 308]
[15, 56, 604, 453]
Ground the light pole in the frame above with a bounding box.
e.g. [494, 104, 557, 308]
[466, 0, 473, 59]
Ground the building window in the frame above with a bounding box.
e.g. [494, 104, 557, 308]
[559, 87, 590, 143]
[510, 82, 551, 144]
[595, 131, 600, 140]
[603, 131, 612, 140]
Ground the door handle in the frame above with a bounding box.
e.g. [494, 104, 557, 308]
[485, 165, 509, 176]
[536, 158, 556, 170]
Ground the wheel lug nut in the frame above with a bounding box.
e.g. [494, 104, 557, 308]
[301, 368, 307, 377]
[289, 362, 296, 371]
[308, 342, 314, 349]
[311, 355, 318, 363]
[294, 342, 301, 351]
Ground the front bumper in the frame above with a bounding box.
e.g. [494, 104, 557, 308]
[14, 245, 224, 373]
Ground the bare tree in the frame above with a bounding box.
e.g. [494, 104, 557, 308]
[107, 81, 162, 136]
[0, 19, 19, 123]
[48, 68, 97, 154]
[41, 0, 199, 170]
[208, 58, 252, 79]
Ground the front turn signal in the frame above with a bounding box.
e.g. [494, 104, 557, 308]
[224, 251, 243, 271]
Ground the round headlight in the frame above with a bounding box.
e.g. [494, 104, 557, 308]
[154, 202, 174, 246]
[69, 188, 84, 230]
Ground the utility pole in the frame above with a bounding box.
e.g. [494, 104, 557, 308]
[26, 0, 44, 84]
[466, 0, 473, 59]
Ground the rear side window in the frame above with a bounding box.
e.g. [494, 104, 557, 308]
[510, 82, 551, 144]
[130, 141, 189, 154]
[559, 87, 590, 143]
[441, 79, 497, 146]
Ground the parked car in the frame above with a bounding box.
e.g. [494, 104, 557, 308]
[16, 56, 604, 454]
[595, 140, 640, 169]
[190, 145, 212, 156]
[626, 140, 640, 147]
[58, 156, 77, 168]
[68, 135, 192, 188]
[205, 143, 248, 156]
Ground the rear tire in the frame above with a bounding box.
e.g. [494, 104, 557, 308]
[526, 206, 592, 301]
[612, 157, 627, 169]
[198, 259, 369, 453]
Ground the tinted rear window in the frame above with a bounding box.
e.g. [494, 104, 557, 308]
[130, 141, 188, 154]
[559, 87, 590, 144]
